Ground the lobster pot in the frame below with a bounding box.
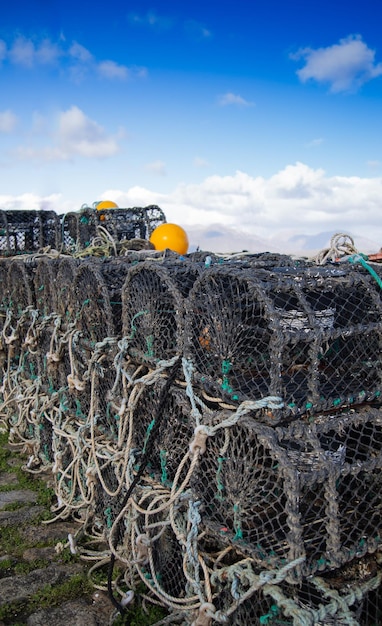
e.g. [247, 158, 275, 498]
[358, 570, 382, 625]
[131, 379, 194, 485]
[0, 210, 60, 255]
[96, 207, 150, 241]
[93, 469, 127, 534]
[48, 257, 80, 386]
[0, 259, 9, 333]
[63, 262, 115, 419]
[50, 416, 91, 512]
[55, 258, 79, 321]
[185, 264, 382, 420]
[222, 252, 310, 270]
[37, 411, 55, 466]
[129, 486, 192, 606]
[191, 407, 382, 580]
[142, 204, 167, 235]
[60, 210, 97, 253]
[99, 257, 135, 337]
[213, 556, 381, 626]
[7, 259, 35, 312]
[6, 260, 37, 376]
[34, 258, 62, 391]
[73, 261, 114, 352]
[34, 257, 60, 315]
[121, 260, 201, 366]
[0, 211, 8, 256]
[246, 252, 310, 269]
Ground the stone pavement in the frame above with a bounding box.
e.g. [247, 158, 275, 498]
[0, 443, 116, 626]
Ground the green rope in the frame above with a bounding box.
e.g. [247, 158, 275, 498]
[215, 456, 226, 501]
[349, 254, 382, 289]
[160, 449, 168, 484]
[142, 418, 156, 455]
[233, 503, 243, 540]
[129, 310, 148, 340]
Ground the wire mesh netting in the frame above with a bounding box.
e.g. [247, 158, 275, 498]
[0, 259, 9, 333]
[60, 209, 99, 254]
[96, 205, 166, 241]
[121, 259, 202, 366]
[190, 407, 382, 579]
[0, 248, 382, 625]
[0, 205, 166, 256]
[0, 210, 60, 255]
[185, 263, 382, 420]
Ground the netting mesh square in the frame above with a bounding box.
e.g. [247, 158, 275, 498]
[0, 242, 382, 625]
[185, 264, 382, 420]
[0, 210, 60, 255]
[121, 260, 201, 366]
[190, 408, 382, 580]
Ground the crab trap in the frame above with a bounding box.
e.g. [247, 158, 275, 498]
[209, 552, 382, 626]
[0, 210, 60, 255]
[60, 205, 166, 254]
[184, 262, 382, 420]
[121, 258, 203, 366]
[191, 405, 382, 580]
[0, 242, 382, 624]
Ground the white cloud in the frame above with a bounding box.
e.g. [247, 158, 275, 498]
[35, 39, 62, 65]
[97, 60, 129, 80]
[8, 36, 35, 67]
[6, 36, 61, 68]
[0, 192, 65, 212]
[218, 92, 254, 107]
[184, 20, 212, 39]
[128, 11, 174, 30]
[0, 34, 142, 82]
[193, 157, 210, 168]
[110, 162, 382, 243]
[3, 163, 382, 250]
[0, 40, 7, 62]
[69, 42, 94, 64]
[306, 138, 324, 147]
[291, 34, 382, 93]
[144, 160, 167, 176]
[14, 106, 122, 162]
[0, 110, 18, 133]
[57, 106, 121, 158]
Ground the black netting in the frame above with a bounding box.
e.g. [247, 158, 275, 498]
[191, 407, 382, 580]
[0, 248, 382, 625]
[52, 258, 80, 389]
[7, 259, 35, 312]
[33, 258, 62, 392]
[185, 264, 382, 419]
[73, 261, 114, 343]
[60, 210, 98, 253]
[132, 380, 195, 486]
[0, 210, 60, 255]
[97, 207, 147, 241]
[55, 257, 78, 320]
[34, 258, 60, 314]
[99, 257, 134, 336]
[121, 261, 199, 366]
[0, 259, 9, 333]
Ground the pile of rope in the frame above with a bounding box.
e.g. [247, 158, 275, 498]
[0, 245, 382, 625]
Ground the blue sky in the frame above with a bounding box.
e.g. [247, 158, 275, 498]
[1, 0, 382, 252]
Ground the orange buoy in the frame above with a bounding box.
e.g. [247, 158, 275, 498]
[149, 223, 189, 255]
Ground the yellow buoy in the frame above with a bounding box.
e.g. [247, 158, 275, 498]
[96, 200, 119, 210]
[149, 223, 189, 255]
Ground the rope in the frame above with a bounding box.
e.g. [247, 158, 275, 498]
[107, 356, 182, 616]
[313, 232, 359, 265]
[349, 253, 382, 289]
